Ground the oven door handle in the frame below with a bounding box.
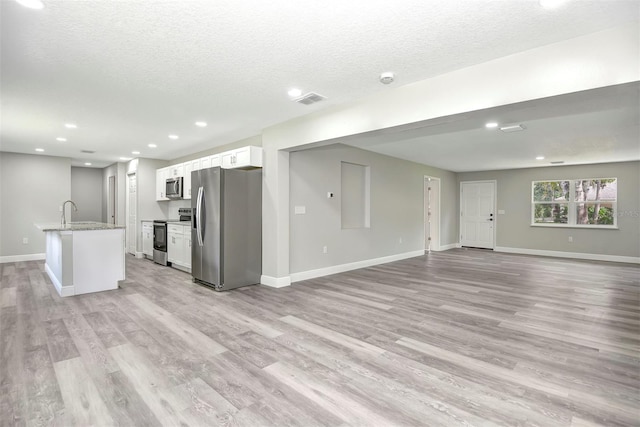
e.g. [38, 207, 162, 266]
[196, 186, 204, 247]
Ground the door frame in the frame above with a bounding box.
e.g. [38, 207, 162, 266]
[107, 175, 116, 224]
[423, 175, 441, 252]
[459, 180, 497, 249]
[125, 172, 137, 256]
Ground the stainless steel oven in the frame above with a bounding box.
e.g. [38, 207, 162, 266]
[153, 220, 169, 265]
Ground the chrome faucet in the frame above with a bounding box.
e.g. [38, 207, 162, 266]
[61, 200, 78, 227]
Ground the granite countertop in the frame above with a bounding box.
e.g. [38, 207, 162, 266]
[35, 222, 126, 232]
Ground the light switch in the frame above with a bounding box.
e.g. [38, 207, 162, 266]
[294, 206, 306, 215]
[498, 210, 506, 215]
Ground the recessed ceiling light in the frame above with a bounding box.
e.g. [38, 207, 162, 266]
[168, 134, 179, 140]
[120, 157, 131, 161]
[35, 148, 44, 152]
[195, 121, 207, 128]
[148, 143, 157, 148]
[485, 122, 499, 129]
[56, 137, 67, 142]
[539, 0, 567, 9]
[287, 88, 302, 98]
[84, 162, 92, 166]
[65, 123, 77, 129]
[132, 151, 140, 155]
[15, 0, 44, 9]
[536, 156, 545, 160]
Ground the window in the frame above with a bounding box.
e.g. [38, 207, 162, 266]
[532, 178, 617, 228]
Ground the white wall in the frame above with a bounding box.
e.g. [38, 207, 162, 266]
[71, 166, 103, 222]
[457, 161, 640, 260]
[289, 144, 457, 276]
[0, 152, 71, 260]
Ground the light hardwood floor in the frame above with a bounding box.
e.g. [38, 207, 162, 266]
[1, 249, 638, 426]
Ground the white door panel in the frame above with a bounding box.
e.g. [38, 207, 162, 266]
[460, 181, 495, 249]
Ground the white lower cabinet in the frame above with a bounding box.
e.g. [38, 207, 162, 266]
[184, 230, 192, 270]
[167, 223, 191, 272]
[142, 221, 153, 258]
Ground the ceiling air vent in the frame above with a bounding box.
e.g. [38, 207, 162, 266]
[295, 92, 326, 105]
[499, 124, 525, 133]
[550, 161, 565, 164]
[81, 150, 95, 154]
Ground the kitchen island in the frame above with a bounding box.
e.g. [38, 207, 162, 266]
[36, 222, 126, 297]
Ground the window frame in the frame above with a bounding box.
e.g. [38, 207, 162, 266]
[531, 178, 618, 229]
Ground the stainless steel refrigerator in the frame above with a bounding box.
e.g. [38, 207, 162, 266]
[191, 167, 262, 291]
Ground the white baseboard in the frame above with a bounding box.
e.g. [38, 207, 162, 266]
[45, 263, 74, 297]
[261, 275, 291, 288]
[495, 246, 640, 264]
[290, 250, 424, 283]
[0, 253, 45, 264]
[435, 243, 457, 251]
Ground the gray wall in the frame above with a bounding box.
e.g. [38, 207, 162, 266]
[0, 152, 71, 258]
[71, 166, 103, 222]
[289, 144, 457, 274]
[457, 161, 640, 257]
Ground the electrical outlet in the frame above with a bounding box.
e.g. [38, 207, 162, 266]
[59, 205, 63, 212]
[22, 237, 28, 244]
[568, 236, 573, 243]
[399, 237, 403, 244]
[322, 246, 328, 254]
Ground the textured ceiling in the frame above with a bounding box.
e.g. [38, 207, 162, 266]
[1, 0, 639, 168]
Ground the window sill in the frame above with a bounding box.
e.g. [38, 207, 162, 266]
[530, 224, 619, 230]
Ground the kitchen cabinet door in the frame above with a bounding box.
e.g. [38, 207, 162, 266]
[142, 222, 153, 258]
[184, 161, 193, 200]
[167, 229, 184, 266]
[156, 168, 169, 201]
[183, 227, 192, 269]
[168, 163, 185, 178]
[221, 146, 262, 169]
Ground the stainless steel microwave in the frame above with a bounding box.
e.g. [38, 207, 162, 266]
[166, 177, 183, 199]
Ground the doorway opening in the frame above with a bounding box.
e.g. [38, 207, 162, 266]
[424, 176, 441, 252]
[126, 173, 137, 256]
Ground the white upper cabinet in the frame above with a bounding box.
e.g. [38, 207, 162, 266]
[221, 146, 262, 169]
[168, 163, 184, 178]
[156, 146, 262, 202]
[156, 167, 169, 201]
[200, 154, 221, 170]
[184, 161, 195, 200]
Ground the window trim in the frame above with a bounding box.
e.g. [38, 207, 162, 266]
[531, 178, 617, 229]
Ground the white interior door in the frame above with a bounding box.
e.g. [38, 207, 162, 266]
[460, 181, 495, 249]
[424, 177, 440, 251]
[126, 174, 137, 255]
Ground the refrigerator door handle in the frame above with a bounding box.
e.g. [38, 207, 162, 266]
[196, 186, 204, 247]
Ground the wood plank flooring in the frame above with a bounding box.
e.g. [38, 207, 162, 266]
[1, 249, 638, 426]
